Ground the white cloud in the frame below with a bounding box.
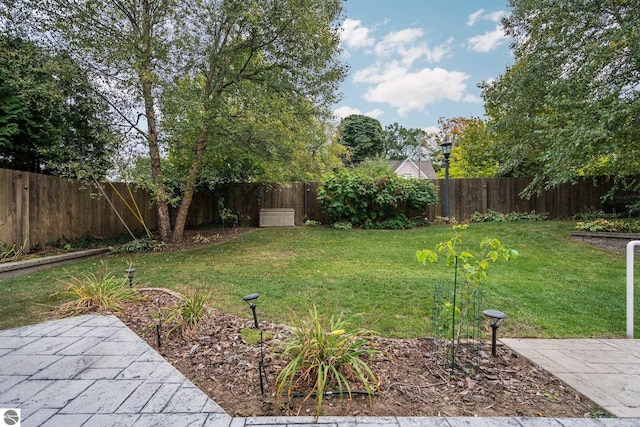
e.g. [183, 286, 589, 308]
[342, 19, 487, 122]
[482, 77, 496, 86]
[363, 67, 470, 116]
[365, 108, 385, 119]
[467, 9, 485, 26]
[353, 61, 408, 84]
[333, 106, 362, 119]
[373, 29, 452, 66]
[462, 94, 482, 103]
[340, 19, 374, 49]
[467, 9, 508, 26]
[375, 28, 423, 57]
[467, 25, 508, 53]
[485, 10, 509, 23]
[426, 38, 454, 63]
[332, 106, 385, 121]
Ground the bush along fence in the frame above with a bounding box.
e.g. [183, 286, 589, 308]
[0, 167, 632, 247]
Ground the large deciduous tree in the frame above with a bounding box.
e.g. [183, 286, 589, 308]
[0, 35, 115, 177]
[483, 0, 640, 196]
[24, 0, 346, 242]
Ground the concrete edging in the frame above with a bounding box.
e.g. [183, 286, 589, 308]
[0, 248, 110, 279]
[570, 231, 640, 240]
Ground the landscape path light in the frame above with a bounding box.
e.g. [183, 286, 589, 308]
[243, 293, 260, 328]
[483, 309, 507, 356]
[440, 141, 452, 219]
[243, 293, 265, 395]
[124, 268, 136, 288]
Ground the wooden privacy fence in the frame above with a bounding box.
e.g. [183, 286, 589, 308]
[427, 176, 623, 220]
[0, 167, 629, 247]
[0, 169, 160, 250]
[223, 176, 625, 226]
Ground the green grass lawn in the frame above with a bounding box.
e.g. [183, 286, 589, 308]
[1, 221, 638, 338]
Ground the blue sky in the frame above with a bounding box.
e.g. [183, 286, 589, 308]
[334, 0, 514, 132]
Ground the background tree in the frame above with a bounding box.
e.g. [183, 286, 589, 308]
[383, 123, 426, 160]
[484, 0, 640, 197]
[480, 57, 553, 179]
[337, 114, 385, 163]
[25, 0, 346, 242]
[160, 76, 346, 191]
[0, 35, 116, 177]
[445, 118, 498, 178]
[426, 117, 498, 178]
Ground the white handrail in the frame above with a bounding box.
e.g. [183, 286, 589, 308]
[626, 241, 640, 338]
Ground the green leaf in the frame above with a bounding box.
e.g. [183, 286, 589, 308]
[416, 249, 438, 264]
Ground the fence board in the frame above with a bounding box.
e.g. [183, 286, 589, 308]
[0, 170, 17, 245]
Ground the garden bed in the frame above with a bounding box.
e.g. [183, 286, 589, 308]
[570, 231, 640, 253]
[114, 288, 607, 419]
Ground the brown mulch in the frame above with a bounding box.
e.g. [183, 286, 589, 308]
[114, 286, 607, 419]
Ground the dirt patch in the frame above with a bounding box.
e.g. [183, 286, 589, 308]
[153, 227, 256, 251]
[114, 288, 607, 419]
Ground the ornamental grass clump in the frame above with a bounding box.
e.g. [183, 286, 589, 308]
[275, 305, 379, 417]
[176, 289, 209, 330]
[55, 268, 143, 316]
[161, 289, 210, 339]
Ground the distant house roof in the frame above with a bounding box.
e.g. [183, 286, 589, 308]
[388, 157, 437, 180]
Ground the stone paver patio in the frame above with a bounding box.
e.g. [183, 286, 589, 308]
[501, 338, 640, 418]
[0, 314, 230, 426]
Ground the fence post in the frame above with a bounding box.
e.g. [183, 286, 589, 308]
[15, 172, 30, 252]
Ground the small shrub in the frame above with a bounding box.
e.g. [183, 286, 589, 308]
[161, 289, 210, 338]
[575, 209, 608, 221]
[192, 233, 217, 244]
[575, 218, 640, 233]
[304, 220, 321, 227]
[55, 267, 144, 316]
[218, 197, 238, 228]
[275, 305, 379, 417]
[0, 242, 12, 260]
[331, 221, 352, 230]
[111, 238, 158, 253]
[0, 239, 29, 261]
[470, 209, 549, 223]
[431, 216, 458, 225]
[417, 225, 518, 369]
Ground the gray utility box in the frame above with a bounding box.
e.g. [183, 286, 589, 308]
[259, 208, 295, 227]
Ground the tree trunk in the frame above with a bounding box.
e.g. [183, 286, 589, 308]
[171, 130, 207, 243]
[139, 0, 171, 241]
[141, 80, 172, 241]
[171, 61, 218, 243]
